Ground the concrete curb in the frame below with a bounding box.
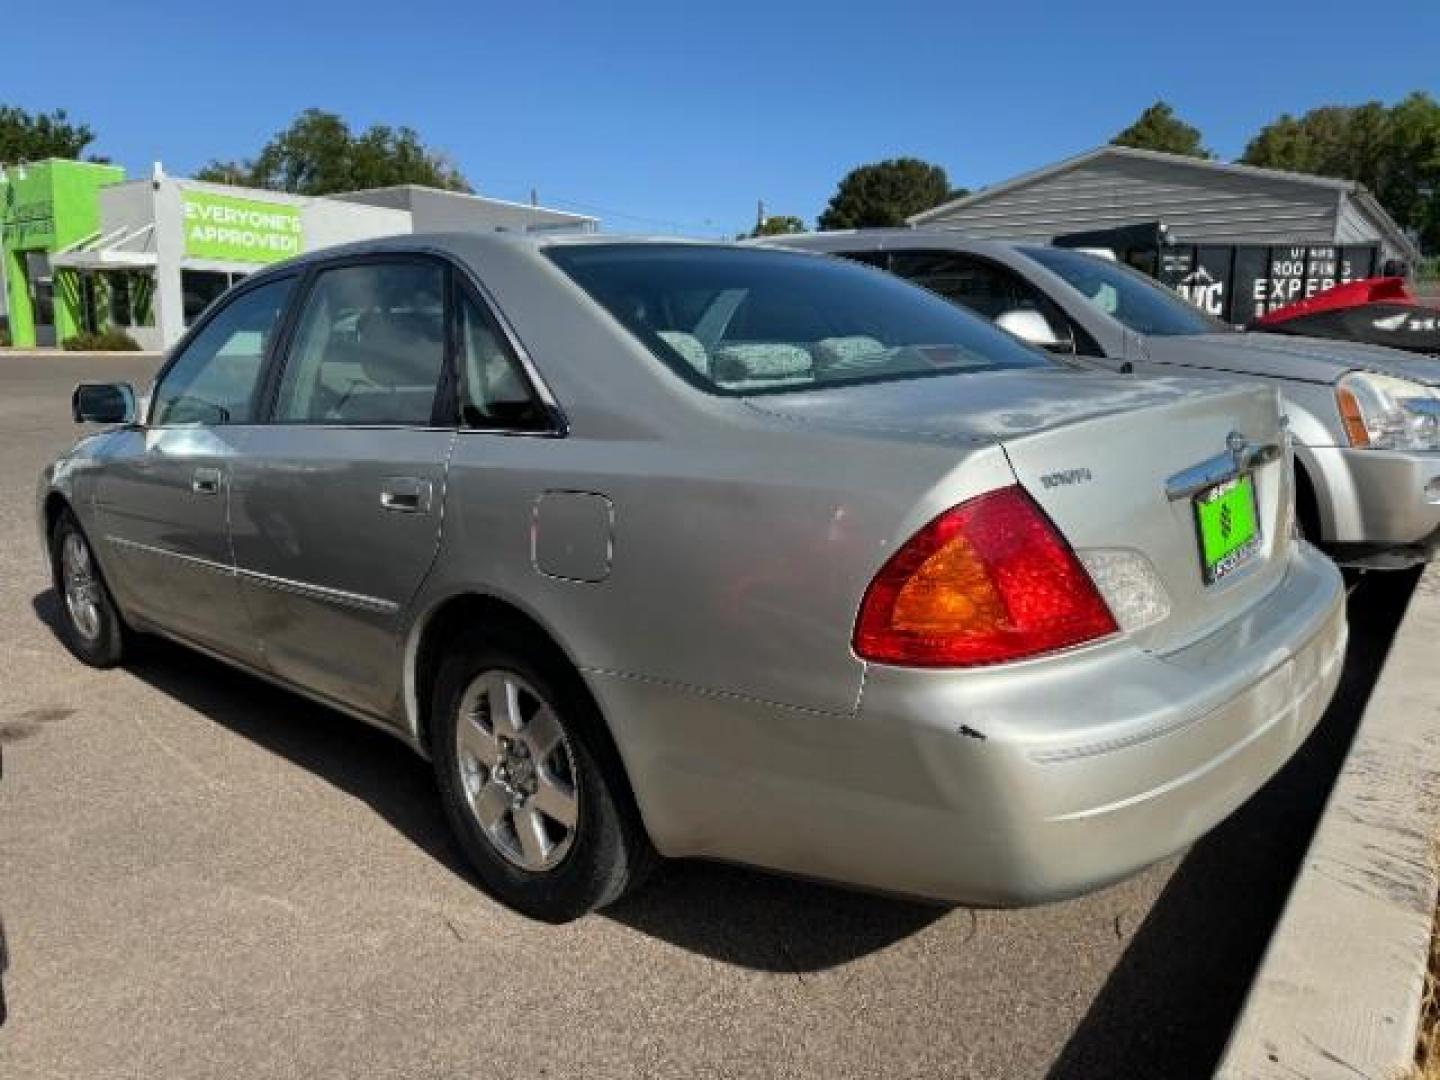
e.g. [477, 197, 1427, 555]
[1218, 565, 1440, 1079]
[0, 349, 161, 360]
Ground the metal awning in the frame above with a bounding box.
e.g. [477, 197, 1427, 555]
[51, 250, 157, 270]
[50, 223, 158, 271]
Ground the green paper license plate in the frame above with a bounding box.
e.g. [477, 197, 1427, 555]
[1194, 474, 1261, 585]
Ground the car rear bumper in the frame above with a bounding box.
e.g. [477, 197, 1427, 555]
[592, 541, 1346, 905]
[850, 541, 1346, 904]
[1313, 446, 1440, 562]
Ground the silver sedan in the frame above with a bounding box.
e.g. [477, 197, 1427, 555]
[38, 234, 1346, 921]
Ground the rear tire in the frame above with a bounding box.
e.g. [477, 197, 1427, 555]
[49, 509, 130, 669]
[430, 623, 654, 922]
[1293, 463, 1322, 545]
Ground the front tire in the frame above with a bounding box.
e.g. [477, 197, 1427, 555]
[49, 510, 130, 668]
[431, 625, 653, 922]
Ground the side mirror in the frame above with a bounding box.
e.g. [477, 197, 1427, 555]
[995, 309, 1074, 354]
[72, 382, 137, 425]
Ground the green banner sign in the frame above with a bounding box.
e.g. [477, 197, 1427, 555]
[182, 190, 303, 264]
[2, 167, 56, 250]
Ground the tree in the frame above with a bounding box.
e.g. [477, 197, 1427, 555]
[196, 109, 471, 195]
[1383, 93, 1440, 253]
[745, 214, 806, 238]
[817, 158, 953, 230]
[1242, 93, 1440, 254]
[1111, 101, 1210, 158]
[0, 106, 95, 162]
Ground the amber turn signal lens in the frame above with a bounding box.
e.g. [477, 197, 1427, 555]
[890, 530, 1006, 636]
[1336, 386, 1370, 447]
[854, 486, 1117, 667]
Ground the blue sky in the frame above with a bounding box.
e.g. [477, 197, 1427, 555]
[6, 0, 1438, 236]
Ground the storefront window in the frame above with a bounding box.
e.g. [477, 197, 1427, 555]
[106, 272, 156, 328]
[182, 270, 251, 326]
[78, 273, 101, 333]
[110, 274, 131, 327]
[182, 270, 231, 326]
[131, 272, 156, 327]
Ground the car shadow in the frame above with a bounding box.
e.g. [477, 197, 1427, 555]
[30, 589, 475, 880]
[1047, 567, 1424, 1080]
[30, 590, 944, 973]
[603, 860, 945, 974]
[34, 564, 1403, 997]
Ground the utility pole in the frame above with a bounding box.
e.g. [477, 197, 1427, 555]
[755, 198, 765, 233]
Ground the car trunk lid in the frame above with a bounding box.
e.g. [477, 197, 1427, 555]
[745, 368, 1291, 654]
[999, 380, 1290, 653]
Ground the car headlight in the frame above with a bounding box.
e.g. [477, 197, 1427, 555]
[1335, 371, 1440, 451]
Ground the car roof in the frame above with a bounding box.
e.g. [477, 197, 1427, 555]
[751, 229, 1032, 260]
[247, 230, 826, 282]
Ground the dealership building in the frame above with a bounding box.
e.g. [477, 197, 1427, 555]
[0, 161, 596, 349]
[1, 160, 125, 346]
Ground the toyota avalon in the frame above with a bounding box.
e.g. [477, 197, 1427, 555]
[39, 234, 1346, 921]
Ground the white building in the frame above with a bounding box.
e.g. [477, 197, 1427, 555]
[331, 184, 598, 235]
[49, 175, 596, 350]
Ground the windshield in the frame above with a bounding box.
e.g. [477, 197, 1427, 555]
[546, 244, 1052, 395]
[1024, 246, 1234, 337]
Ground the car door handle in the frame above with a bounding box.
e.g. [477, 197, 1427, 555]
[192, 468, 222, 496]
[380, 477, 432, 514]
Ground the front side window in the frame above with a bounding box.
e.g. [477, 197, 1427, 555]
[546, 244, 1051, 395]
[274, 261, 447, 426]
[150, 276, 295, 426]
[1024, 246, 1233, 337]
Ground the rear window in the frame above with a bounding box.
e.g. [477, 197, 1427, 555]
[546, 244, 1052, 395]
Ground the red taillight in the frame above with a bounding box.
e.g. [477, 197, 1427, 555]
[853, 486, 1118, 667]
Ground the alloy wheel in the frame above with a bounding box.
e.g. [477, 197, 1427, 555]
[454, 670, 580, 872]
[61, 532, 102, 643]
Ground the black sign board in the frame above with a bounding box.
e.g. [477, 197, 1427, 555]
[1170, 243, 1379, 323]
[1055, 225, 1381, 325]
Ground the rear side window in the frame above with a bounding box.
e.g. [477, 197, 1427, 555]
[151, 276, 294, 426]
[892, 251, 1041, 320]
[274, 261, 448, 426]
[889, 250, 1091, 354]
[546, 244, 1050, 395]
[456, 292, 548, 431]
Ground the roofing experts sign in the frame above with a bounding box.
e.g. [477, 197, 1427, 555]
[182, 191, 303, 264]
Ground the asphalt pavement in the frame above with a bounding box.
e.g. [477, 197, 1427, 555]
[0, 350, 1419, 1079]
